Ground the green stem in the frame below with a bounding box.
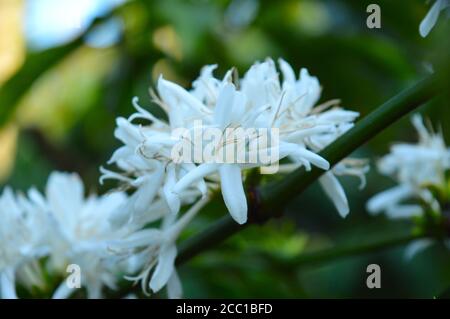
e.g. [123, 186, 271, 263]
[176, 216, 247, 266]
[177, 75, 439, 266]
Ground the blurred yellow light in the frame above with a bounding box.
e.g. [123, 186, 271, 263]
[0, 0, 25, 85]
[0, 124, 18, 182]
[152, 25, 183, 61]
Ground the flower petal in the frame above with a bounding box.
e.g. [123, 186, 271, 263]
[109, 228, 162, 249]
[134, 168, 164, 213]
[0, 268, 17, 299]
[404, 239, 434, 260]
[366, 185, 413, 215]
[278, 58, 296, 85]
[219, 164, 248, 224]
[385, 204, 423, 219]
[319, 172, 349, 218]
[214, 83, 235, 128]
[52, 281, 75, 299]
[150, 245, 177, 293]
[163, 164, 181, 214]
[173, 163, 219, 194]
[419, 0, 445, 37]
[282, 143, 329, 170]
[167, 270, 183, 299]
[46, 172, 84, 232]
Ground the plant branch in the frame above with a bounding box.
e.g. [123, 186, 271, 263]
[177, 74, 440, 266]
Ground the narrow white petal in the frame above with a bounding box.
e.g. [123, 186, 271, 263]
[230, 91, 247, 124]
[46, 172, 84, 227]
[317, 109, 360, 123]
[158, 77, 209, 114]
[134, 168, 164, 213]
[196, 179, 208, 196]
[107, 146, 132, 164]
[86, 282, 103, 299]
[150, 245, 177, 293]
[319, 172, 349, 218]
[115, 117, 142, 147]
[173, 163, 219, 194]
[285, 125, 335, 142]
[130, 96, 166, 126]
[385, 204, 423, 219]
[366, 185, 413, 214]
[404, 239, 434, 260]
[110, 229, 162, 249]
[294, 148, 330, 170]
[278, 143, 329, 170]
[0, 268, 17, 299]
[109, 200, 132, 227]
[52, 282, 75, 299]
[419, 0, 445, 37]
[278, 58, 296, 84]
[219, 165, 248, 224]
[27, 188, 47, 211]
[163, 165, 181, 214]
[411, 114, 429, 142]
[214, 83, 235, 128]
[167, 270, 183, 299]
[130, 198, 168, 226]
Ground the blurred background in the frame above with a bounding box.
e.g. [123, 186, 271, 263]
[0, 0, 449, 298]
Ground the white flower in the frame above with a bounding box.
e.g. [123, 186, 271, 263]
[101, 98, 206, 223]
[0, 188, 48, 298]
[172, 81, 264, 225]
[173, 60, 354, 222]
[273, 58, 367, 217]
[419, 0, 449, 37]
[103, 58, 363, 226]
[367, 114, 450, 219]
[368, 115, 450, 260]
[99, 58, 363, 296]
[38, 172, 129, 299]
[109, 195, 210, 297]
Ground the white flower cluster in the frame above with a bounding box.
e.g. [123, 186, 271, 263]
[367, 114, 450, 219]
[100, 58, 368, 295]
[0, 58, 367, 299]
[367, 115, 450, 259]
[0, 172, 131, 299]
[102, 58, 366, 223]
